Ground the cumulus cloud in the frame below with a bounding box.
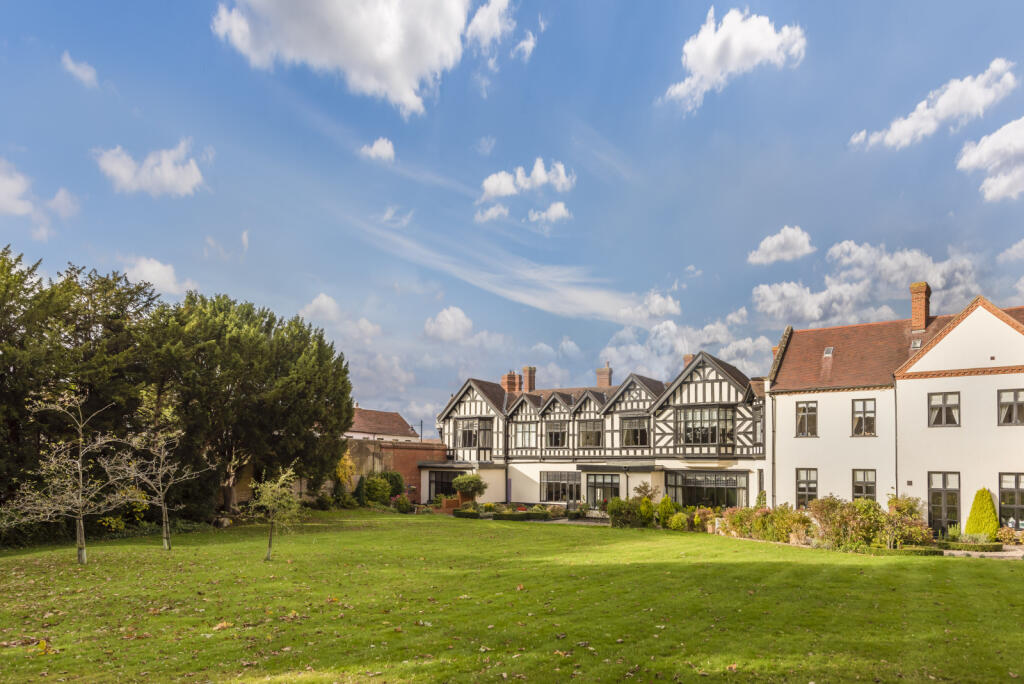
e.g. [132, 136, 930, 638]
[476, 135, 496, 156]
[616, 290, 682, 324]
[715, 335, 774, 376]
[511, 31, 536, 62]
[241, 229, 250, 252]
[957, 115, 1024, 201]
[998, 238, 1024, 263]
[0, 158, 34, 217]
[211, 0, 470, 117]
[124, 256, 198, 295]
[528, 201, 571, 225]
[474, 203, 509, 223]
[94, 139, 204, 197]
[663, 7, 806, 113]
[354, 353, 415, 393]
[466, 0, 515, 53]
[300, 292, 381, 345]
[47, 188, 79, 219]
[479, 157, 575, 202]
[424, 305, 474, 341]
[752, 240, 980, 327]
[558, 336, 581, 358]
[61, 50, 98, 88]
[851, 58, 1017, 150]
[359, 137, 395, 163]
[1016, 276, 1024, 298]
[747, 225, 816, 265]
[599, 316, 735, 381]
[531, 341, 555, 357]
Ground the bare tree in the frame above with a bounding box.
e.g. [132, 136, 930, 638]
[249, 466, 304, 561]
[110, 431, 209, 551]
[2, 394, 132, 564]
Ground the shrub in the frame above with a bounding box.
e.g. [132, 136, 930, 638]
[666, 511, 688, 531]
[656, 496, 678, 527]
[996, 526, 1017, 544]
[694, 507, 717, 532]
[364, 476, 391, 505]
[636, 497, 655, 527]
[452, 509, 481, 519]
[722, 507, 756, 538]
[861, 546, 943, 557]
[336, 492, 358, 509]
[483, 503, 496, 512]
[633, 481, 661, 501]
[964, 488, 999, 541]
[379, 471, 405, 498]
[391, 494, 413, 514]
[607, 497, 656, 528]
[750, 504, 811, 543]
[452, 473, 488, 500]
[353, 475, 367, 506]
[755, 490, 767, 509]
[879, 495, 932, 549]
[946, 523, 961, 542]
[936, 540, 1003, 551]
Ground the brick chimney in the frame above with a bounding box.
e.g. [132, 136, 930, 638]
[596, 361, 612, 388]
[522, 365, 536, 392]
[771, 345, 779, 359]
[910, 281, 931, 331]
[683, 353, 694, 367]
[500, 370, 518, 393]
[515, 373, 523, 392]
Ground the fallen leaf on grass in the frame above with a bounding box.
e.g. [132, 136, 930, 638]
[212, 621, 233, 631]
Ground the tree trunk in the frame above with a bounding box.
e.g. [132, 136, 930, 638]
[161, 504, 171, 551]
[265, 520, 274, 562]
[221, 483, 238, 512]
[75, 515, 87, 565]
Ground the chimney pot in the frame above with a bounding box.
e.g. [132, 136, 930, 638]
[683, 353, 694, 367]
[595, 362, 613, 388]
[771, 345, 779, 359]
[910, 281, 931, 331]
[522, 365, 537, 393]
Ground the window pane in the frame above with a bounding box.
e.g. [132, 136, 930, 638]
[948, 473, 959, 489]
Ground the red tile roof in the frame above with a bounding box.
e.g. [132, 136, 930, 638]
[771, 304, 1024, 392]
[349, 408, 419, 438]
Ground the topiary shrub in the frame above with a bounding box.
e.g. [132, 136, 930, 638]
[353, 475, 367, 506]
[964, 488, 999, 541]
[379, 471, 405, 498]
[656, 496, 678, 527]
[452, 473, 488, 500]
[364, 476, 391, 505]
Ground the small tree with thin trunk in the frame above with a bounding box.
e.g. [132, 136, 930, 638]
[1, 394, 132, 564]
[110, 431, 210, 551]
[249, 466, 304, 561]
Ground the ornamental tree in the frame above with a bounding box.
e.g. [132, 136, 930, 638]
[452, 473, 487, 500]
[249, 466, 304, 562]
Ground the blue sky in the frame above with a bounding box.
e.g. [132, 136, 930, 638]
[3, 2, 1024, 434]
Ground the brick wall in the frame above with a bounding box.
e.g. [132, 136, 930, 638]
[346, 438, 447, 503]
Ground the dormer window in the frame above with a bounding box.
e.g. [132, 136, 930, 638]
[823, 347, 834, 357]
[910, 339, 922, 350]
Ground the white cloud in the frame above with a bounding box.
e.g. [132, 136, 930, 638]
[747, 225, 816, 265]
[94, 139, 204, 197]
[1016, 276, 1024, 298]
[479, 170, 518, 201]
[998, 238, 1024, 263]
[61, 50, 98, 88]
[663, 7, 806, 113]
[511, 31, 536, 62]
[538, 14, 547, 33]
[528, 201, 571, 224]
[537, 361, 570, 388]
[474, 203, 509, 223]
[957, 115, 1024, 201]
[599, 317, 735, 381]
[378, 205, 414, 228]
[0, 158, 34, 216]
[47, 188, 79, 219]
[686, 264, 702, 278]
[715, 335, 774, 376]
[356, 353, 415, 393]
[558, 336, 581, 358]
[211, 0, 469, 117]
[424, 305, 473, 341]
[476, 135, 496, 156]
[725, 307, 748, 326]
[617, 290, 682, 323]
[300, 292, 382, 345]
[852, 58, 1017, 150]
[752, 240, 979, 327]
[531, 342, 555, 357]
[479, 157, 575, 202]
[466, 0, 515, 53]
[124, 256, 197, 295]
[241, 229, 250, 252]
[359, 137, 395, 163]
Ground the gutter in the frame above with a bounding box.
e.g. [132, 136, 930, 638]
[893, 375, 899, 498]
[770, 390, 777, 508]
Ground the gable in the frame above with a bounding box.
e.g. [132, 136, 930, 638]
[903, 305, 1024, 375]
[438, 382, 503, 420]
[603, 378, 654, 413]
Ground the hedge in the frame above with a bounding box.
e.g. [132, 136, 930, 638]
[452, 510, 481, 519]
[860, 546, 943, 556]
[493, 511, 550, 521]
[936, 540, 1004, 552]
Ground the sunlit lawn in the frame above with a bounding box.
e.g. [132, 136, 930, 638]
[2, 509, 1023, 682]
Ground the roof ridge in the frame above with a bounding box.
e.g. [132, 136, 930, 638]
[791, 305, 1024, 334]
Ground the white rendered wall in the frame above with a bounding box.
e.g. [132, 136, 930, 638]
[772, 388, 897, 506]
[896, 372, 1024, 527]
[906, 307, 1024, 373]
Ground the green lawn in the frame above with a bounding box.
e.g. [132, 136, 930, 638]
[2, 511, 1023, 683]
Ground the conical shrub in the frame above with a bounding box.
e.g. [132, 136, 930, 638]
[964, 488, 999, 540]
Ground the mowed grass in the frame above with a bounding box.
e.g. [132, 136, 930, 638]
[2, 512, 1024, 683]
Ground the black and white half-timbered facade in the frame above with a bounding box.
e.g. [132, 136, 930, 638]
[426, 353, 767, 508]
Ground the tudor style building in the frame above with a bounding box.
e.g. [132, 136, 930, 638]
[428, 353, 766, 509]
[767, 283, 1024, 534]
